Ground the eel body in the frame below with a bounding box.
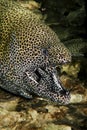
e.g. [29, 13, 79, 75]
[0, 0, 71, 104]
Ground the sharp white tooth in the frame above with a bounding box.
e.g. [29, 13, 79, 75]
[25, 72, 38, 84]
[29, 76, 38, 84]
[52, 73, 62, 91]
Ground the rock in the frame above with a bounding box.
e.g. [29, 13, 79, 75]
[61, 62, 80, 78]
[0, 73, 87, 130]
[42, 124, 71, 130]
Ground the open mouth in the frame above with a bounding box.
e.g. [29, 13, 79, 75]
[37, 67, 71, 104]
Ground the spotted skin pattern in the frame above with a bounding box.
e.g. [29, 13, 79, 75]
[0, 0, 71, 104]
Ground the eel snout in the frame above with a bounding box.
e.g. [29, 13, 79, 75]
[38, 67, 70, 104]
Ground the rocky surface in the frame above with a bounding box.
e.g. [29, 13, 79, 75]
[0, 73, 87, 130]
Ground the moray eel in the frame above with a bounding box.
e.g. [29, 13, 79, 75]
[0, 0, 71, 104]
[64, 38, 87, 58]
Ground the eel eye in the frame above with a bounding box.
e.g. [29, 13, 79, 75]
[42, 48, 48, 56]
